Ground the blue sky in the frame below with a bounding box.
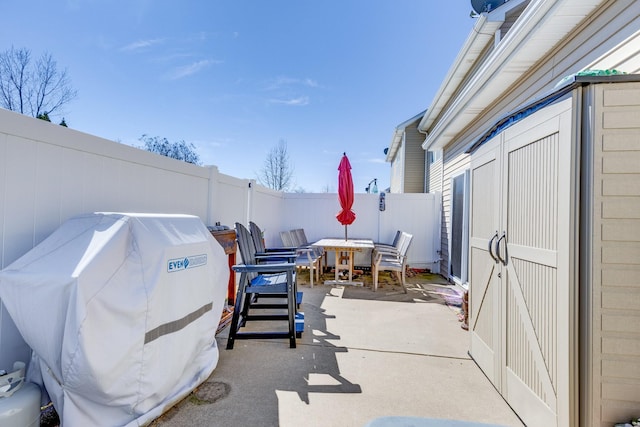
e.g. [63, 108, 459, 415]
[2, 1, 474, 192]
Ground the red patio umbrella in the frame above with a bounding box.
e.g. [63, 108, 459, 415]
[336, 153, 356, 240]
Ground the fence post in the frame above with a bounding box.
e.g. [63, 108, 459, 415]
[246, 179, 256, 225]
[206, 165, 220, 227]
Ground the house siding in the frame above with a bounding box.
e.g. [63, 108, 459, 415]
[389, 142, 404, 193]
[442, 0, 640, 161]
[417, 0, 640, 424]
[429, 0, 640, 282]
[428, 156, 443, 194]
[404, 124, 426, 193]
[589, 28, 640, 74]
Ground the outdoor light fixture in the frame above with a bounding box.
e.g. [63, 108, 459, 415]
[365, 178, 378, 194]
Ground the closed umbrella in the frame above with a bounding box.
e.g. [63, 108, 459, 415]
[336, 153, 356, 240]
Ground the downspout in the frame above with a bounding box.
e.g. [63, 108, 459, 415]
[418, 126, 444, 273]
[418, 127, 429, 193]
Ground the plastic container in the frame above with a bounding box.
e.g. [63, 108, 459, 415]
[0, 361, 26, 397]
[296, 312, 305, 334]
[0, 381, 41, 427]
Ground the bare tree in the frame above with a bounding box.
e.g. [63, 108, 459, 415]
[139, 134, 202, 165]
[320, 184, 333, 193]
[258, 140, 294, 191]
[0, 46, 77, 120]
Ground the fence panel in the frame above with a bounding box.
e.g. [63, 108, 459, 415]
[249, 183, 286, 248]
[277, 192, 440, 270]
[208, 169, 250, 229]
[0, 109, 211, 371]
[0, 108, 442, 378]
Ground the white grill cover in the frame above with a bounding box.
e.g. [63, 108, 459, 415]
[0, 213, 229, 426]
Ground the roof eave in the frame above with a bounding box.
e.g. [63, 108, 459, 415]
[386, 109, 427, 162]
[420, 0, 606, 152]
[418, 13, 503, 137]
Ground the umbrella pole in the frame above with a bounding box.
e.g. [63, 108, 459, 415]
[344, 225, 347, 241]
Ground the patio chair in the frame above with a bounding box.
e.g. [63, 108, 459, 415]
[374, 230, 402, 251]
[226, 223, 301, 349]
[292, 229, 325, 257]
[289, 228, 323, 287]
[249, 221, 296, 261]
[238, 223, 302, 296]
[292, 229, 310, 246]
[244, 223, 307, 305]
[280, 229, 314, 253]
[371, 232, 413, 293]
[275, 228, 323, 287]
[280, 230, 295, 247]
[371, 230, 402, 267]
[249, 223, 320, 287]
[371, 231, 405, 266]
[296, 245, 322, 287]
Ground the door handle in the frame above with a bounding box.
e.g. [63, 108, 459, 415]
[488, 231, 499, 263]
[495, 232, 507, 266]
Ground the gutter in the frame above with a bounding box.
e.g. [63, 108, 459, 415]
[418, 13, 501, 138]
[386, 110, 427, 162]
[420, 0, 605, 152]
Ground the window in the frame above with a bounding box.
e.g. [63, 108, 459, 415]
[427, 150, 442, 165]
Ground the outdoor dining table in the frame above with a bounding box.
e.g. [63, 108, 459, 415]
[312, 238, 374, 286]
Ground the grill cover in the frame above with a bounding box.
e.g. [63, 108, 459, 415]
[0, 213, 229, 426]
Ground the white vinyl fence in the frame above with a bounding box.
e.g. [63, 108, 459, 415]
[0, 108, 441, 374]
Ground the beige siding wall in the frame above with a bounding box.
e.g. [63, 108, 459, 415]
[403, 125, 426, 193]
[589, 82, 640, 427]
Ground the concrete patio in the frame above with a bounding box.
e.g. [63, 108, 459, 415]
[150, 272, 525, 427]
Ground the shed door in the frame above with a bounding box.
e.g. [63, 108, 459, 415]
[469, 99, 574, 427]
[469, 143, 503, 387]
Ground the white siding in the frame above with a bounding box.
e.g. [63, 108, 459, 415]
[428, 154, 443, 194]
[588, 27, 640, 74]
[389, 140, 404, 193]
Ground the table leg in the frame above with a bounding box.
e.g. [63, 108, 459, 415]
[321, 248, 363, 286]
